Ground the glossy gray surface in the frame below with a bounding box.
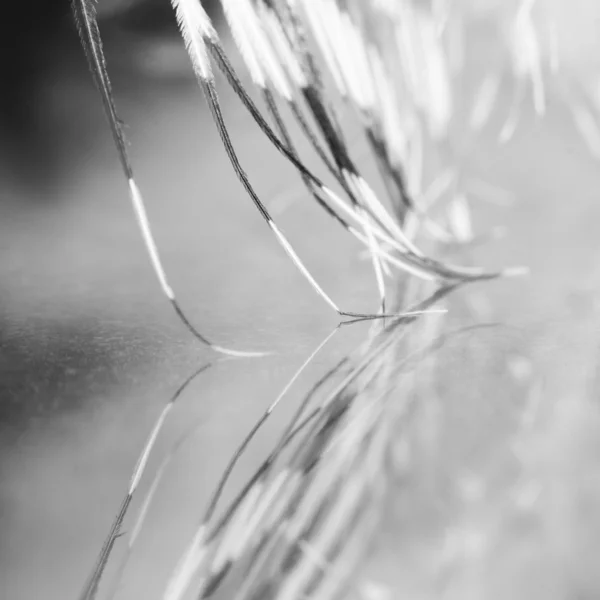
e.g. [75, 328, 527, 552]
[2, 11, 600, 600]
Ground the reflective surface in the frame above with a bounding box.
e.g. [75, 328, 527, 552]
[2, 10, 600, 600]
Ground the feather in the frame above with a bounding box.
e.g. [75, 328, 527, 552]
[71, 0, 264, 358]
[71, 0, 131, 177]
[77, 363, 213, 600]
[171, 0, 215, 81]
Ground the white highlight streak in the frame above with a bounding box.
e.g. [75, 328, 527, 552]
[128, 178, 175, 301]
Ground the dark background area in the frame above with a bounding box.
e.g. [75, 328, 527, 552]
[0, 0, 222, 191]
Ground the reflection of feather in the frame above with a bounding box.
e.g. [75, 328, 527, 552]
[77, 362, 214, 600]
[71, 3, 529, 597]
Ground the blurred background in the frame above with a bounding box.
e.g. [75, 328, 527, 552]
[2, 1, 600, 599]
